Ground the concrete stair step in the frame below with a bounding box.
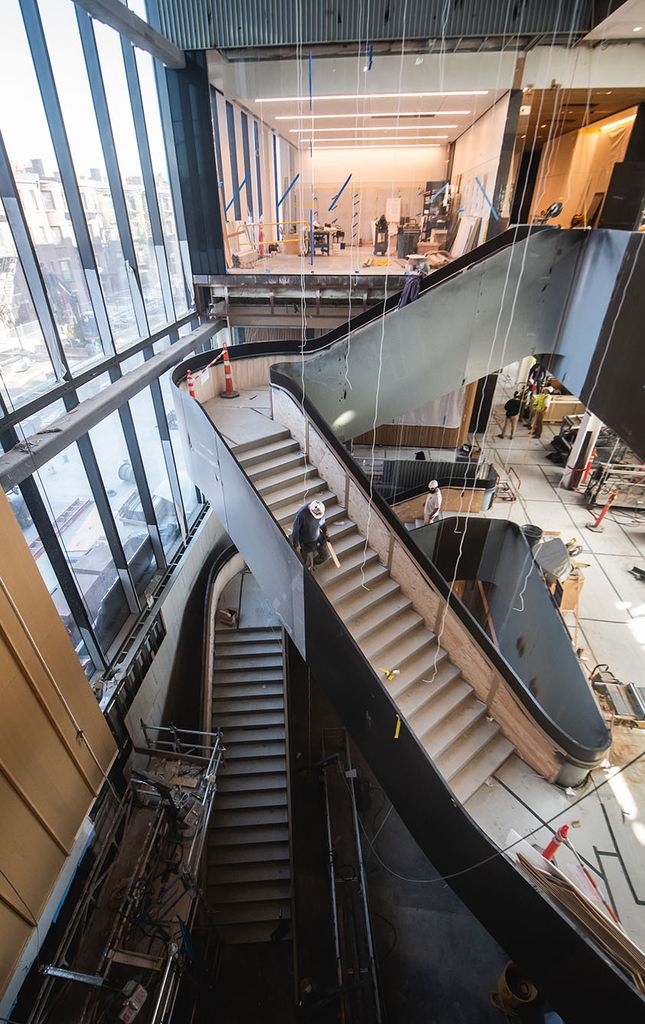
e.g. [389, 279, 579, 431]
[325, 561, 390, 602]
[208, 861, 290, 886]
[246, 450, 307, 482]
[435, 717, 501, 781]
[215, 640, 282, 659]
[214, 669, 283, 685]
[234, 430, 293, 459]
[224, 740, 285, 760]
[398, 664, 466, 722]
[424, 696, 487, 760]
[214, 654, 282, 672]
[210, 899, 291, 927]
[327, 529, 363, 557]
[209, 879, 291, 907]
[452, 735, 515, 804]
[215, 627, 281, 644]
[388, 642, 446, 698]
[214, 683, 284, 701]
[214, 788, 287, 811]
[264, 476, 327, 511]
[213, 920, 290, 945]
[360, 610, 425, 661]
[222, 756, 286, 776]
[216, 712, 284, 729]
[363, 621, 432, 672]
[412, 679, 477, 746]
[211, 805, 289, 830]
[217, 772, 286, 793]
[208, 840, 290, 866]
[255, 461, 318, 496]
[220, 726, 285, 744]
[316, 545, 380, 586]
[350, 591, 414, 644]
[208, 823, 289, 847]
[326, 518, 357, 543]
[338, 577, 402, 624]
[213, 696, 284, 712]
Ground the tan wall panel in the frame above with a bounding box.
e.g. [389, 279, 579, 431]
[0, 488, 116, 1001]
[0, 906, 30, 998]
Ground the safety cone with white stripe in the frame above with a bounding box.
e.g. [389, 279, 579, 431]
[187, 369, 196, 398]
[219, 343, 239, 399]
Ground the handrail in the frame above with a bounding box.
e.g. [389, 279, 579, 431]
[268, 374, 608, 766]
[179, 224, 550, 380]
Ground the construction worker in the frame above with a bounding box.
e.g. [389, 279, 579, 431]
[531, 388, 553, 440]
[291, 499, 329, 570]
[423, 480, 443, 525]
[499, 392, 522, 439]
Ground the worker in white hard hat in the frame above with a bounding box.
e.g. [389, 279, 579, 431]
[291, 499, 329, 570]
[423, 480, 442, 526]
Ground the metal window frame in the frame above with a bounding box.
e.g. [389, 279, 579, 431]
[120, 34, 176, 325]
[0, 130, 68, 384]
[0, 310, 196, 434]
[73, 431, 141, 617]
[253, 119, 263, 218]
[19, 0, 117, 359]
[142, 344, 188, 542]
[0, 416, 106, 670]
[150, 39, 194, 312]
[74, 5, 151, 340]
[209, 85, 227, 214]
[225, 100, 242, 222]
[108, 363, 168, 570]
[272, 132, 280, 230]
[240, 111, 254, 220]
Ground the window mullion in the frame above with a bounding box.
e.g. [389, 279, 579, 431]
[144, 347, 188, 540]
[109, 366, 168, 570]
[75, 8, 150, 340]
[0, 130, 69, 382]
[121, 37, 176, 325]
[19, 0, 116, 357]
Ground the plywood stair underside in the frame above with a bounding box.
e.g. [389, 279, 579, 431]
[235, 428, 514, 806]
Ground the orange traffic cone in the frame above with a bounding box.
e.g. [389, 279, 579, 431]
[219, 343, 239, 399]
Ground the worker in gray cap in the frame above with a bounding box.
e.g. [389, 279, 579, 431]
[423, 480, 442, 525]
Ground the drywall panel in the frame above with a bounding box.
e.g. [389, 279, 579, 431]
[451, 95, 510, 243]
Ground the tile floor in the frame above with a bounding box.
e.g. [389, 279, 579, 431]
[228, 245, 410, 278]
[479, 372, 645, 687]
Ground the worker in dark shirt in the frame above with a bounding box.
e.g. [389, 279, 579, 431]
[499, 392, 521, 439]
[291, 500, 329, 570]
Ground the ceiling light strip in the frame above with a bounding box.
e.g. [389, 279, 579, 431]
[307, 143, 443, 150]
[299, 137, 447, 143]
[257, 90, 488, 102]
[275, 110, 470, 121]
[289, 125, 457, 133]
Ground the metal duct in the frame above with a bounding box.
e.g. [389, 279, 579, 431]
[156, 0, 592, 51]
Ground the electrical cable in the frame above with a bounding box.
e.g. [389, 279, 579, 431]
[354, 748, 645, 886]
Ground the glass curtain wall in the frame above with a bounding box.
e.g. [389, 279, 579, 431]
[0, 0, 203, 681]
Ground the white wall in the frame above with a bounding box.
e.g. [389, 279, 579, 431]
[301, 145, 449, 242]
[125, 509, 225, 747]
[529, 107, 636, 227]
[449, 94, 510, 244]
